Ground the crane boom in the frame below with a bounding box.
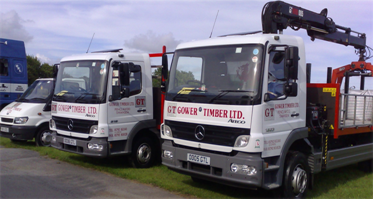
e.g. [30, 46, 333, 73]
[261, 1, 367, 61]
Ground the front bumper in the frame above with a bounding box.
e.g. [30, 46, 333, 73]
[162, 140, 264, 189]
[51, 132, 109, 157]
[0, 124, 37, 140]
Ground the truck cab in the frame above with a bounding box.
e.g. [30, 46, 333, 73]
[162, 33, 306, 186]
[0, 78, 55, 146]
[161, 31, 372, 197]
[50, 50, 163, 168]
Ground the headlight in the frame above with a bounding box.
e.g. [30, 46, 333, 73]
[230, 163, 257, 176]
[14, 117, 28, 124]
[231, 163, 238, 172]
[90, 125, 98, 134]
[163, 150, 173, 159]
[164, 125, 173, 137]
[50, 119, 56, 129]
[234, 135, 250, 147]
[87, 143, 103, 151]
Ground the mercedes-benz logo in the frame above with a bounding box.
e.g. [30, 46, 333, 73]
[195, 125, 205, 141]
[67, 119, 74, 130]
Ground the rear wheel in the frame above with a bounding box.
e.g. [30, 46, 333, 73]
[130, 137, 155, 168]
[281, 151, 310, 198]
[35, 126, 51, 146]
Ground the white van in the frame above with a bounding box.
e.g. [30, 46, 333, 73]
[0, 78, 55, 146]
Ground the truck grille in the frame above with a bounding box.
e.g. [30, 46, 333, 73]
[165, 120, 250, 147]
[52, 116, 98, 134]
[1, 118, 14, 123]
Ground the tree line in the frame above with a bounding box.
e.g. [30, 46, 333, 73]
[27, 56, 194, 88]
[27, 55, 54, 86]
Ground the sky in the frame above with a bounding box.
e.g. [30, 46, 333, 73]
[1, 0, 372, 89]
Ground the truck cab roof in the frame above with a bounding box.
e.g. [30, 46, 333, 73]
[175, 33, 304, 50]
[60, 52, 150, 62]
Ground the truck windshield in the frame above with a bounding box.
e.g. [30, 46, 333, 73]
[166, 45, 263, 105]
[53, 60, 108, 104]
[16, 80, 54, 103]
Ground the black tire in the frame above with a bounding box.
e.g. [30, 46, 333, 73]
[130, 137, 155, 168]
[281, 151, 310, 198]
[35, 126, 51, 147]
[358, 159, 373, 173]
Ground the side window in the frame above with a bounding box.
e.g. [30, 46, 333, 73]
[0, 59, 9, 76]
[129, 70, 141, 96]
[267, 51, 286, 99]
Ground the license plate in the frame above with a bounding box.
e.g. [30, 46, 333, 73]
[1, 127, 9, 133]
[187, 153, 210, 165]
[63, 138, 76, 146]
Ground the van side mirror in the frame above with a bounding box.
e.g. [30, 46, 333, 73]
[284, 47, 299, 80]
[161, 54, 168, 92]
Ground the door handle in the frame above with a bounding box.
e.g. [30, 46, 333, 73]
[291, 113, 299, 117]
[137, 109, 146, 113]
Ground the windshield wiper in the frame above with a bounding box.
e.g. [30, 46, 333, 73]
[53, 94, 68, 102]
[29, 97, 46, 101]
[75, 93, 100, 103]
[15, 98, 28, 102]
[219, 89, 254, 93]
[209, 89, 253, 103]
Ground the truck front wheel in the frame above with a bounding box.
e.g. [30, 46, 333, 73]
[130, 137, 155, 168]
[35, 126, 51, 147]
[282, 151, 310, 198]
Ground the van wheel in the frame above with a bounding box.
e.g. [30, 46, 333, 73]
[35, 126, 51, 147]
[130, 137, 155, 168]
[281, 151, 310, 198]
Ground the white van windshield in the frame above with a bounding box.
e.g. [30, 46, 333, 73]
[17, 80, 54, 103]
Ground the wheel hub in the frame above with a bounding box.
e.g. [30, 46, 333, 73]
[41, 131, 52, 146]
[137, 144, 151, 164]
[291, 164, 307, 195]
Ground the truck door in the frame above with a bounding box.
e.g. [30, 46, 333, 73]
[262, 49, 302, 157]
[107, 62, 151, 141]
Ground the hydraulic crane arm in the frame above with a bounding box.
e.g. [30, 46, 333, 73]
[262, 1, 367, 61]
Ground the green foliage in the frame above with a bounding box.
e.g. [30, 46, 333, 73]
[152, 68, 196, 88]
[1, 136, 372, 199]
[152, 67, 162, 87]
[175, 70, 195, 86]
[27, 55, 53, 85]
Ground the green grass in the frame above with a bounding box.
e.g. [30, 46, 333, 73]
[1, 137, 372, 198]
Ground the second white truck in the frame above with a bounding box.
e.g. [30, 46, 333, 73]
[50, 48, 166, 168]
